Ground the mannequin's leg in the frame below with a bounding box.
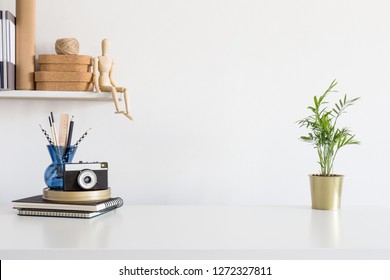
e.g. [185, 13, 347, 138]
[111, 87, 123, 113]
[123, 89, 133, 120]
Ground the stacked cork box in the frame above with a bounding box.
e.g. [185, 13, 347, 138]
[35, 55, 93, 91]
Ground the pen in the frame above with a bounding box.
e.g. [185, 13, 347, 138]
[66, 116, 74, 147]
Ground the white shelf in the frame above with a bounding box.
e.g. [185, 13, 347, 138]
[0, 90, 119, 101]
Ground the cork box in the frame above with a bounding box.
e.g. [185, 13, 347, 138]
[35, 55, 93, 91]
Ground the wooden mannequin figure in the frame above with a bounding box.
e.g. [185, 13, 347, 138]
[93, 39, 133, 120]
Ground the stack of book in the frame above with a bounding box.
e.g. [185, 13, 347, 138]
[12, 195, 123, 219]
[0, 10, 16, 90]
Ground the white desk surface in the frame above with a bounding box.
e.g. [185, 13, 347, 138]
[1, 205, 390, 260]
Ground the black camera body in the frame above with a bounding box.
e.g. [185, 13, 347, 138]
[63, 162, 108, 191]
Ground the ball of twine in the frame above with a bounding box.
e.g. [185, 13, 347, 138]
[55, 38, 80, 55]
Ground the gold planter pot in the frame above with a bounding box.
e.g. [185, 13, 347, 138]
[309, 175, 344, 210]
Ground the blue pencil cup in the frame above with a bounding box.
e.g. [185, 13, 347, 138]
[44, 145, 77, 190]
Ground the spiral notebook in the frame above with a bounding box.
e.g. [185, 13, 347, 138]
[17, 207, 117, 219]
[12, 195, 123, 211]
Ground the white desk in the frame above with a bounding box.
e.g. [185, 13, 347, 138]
[1, 205, 390, 260]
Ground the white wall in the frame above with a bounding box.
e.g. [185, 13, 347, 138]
[1, 0, 390, 206]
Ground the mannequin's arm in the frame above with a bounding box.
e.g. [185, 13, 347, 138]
[109, 60, 118, 88]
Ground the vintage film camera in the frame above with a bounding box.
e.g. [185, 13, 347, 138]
[63, 162, 108, 191]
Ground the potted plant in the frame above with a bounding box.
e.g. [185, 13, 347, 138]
[297, 80, 360, 210]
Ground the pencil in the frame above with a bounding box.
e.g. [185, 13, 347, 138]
[50, 112, 59, 146]
[74, 128, 91, 147]
[48, 116, 62, 163]
[39, 124, 54, 145]
[48, 116, 58, 146]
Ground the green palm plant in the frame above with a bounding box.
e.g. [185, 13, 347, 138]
[297, 80, 360, 176]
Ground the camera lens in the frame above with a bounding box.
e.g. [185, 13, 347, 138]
[84, 176, 92, 184]
[77, 169, 98, 190]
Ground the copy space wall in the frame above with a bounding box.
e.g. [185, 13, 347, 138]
[0, 0, 389, 206]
